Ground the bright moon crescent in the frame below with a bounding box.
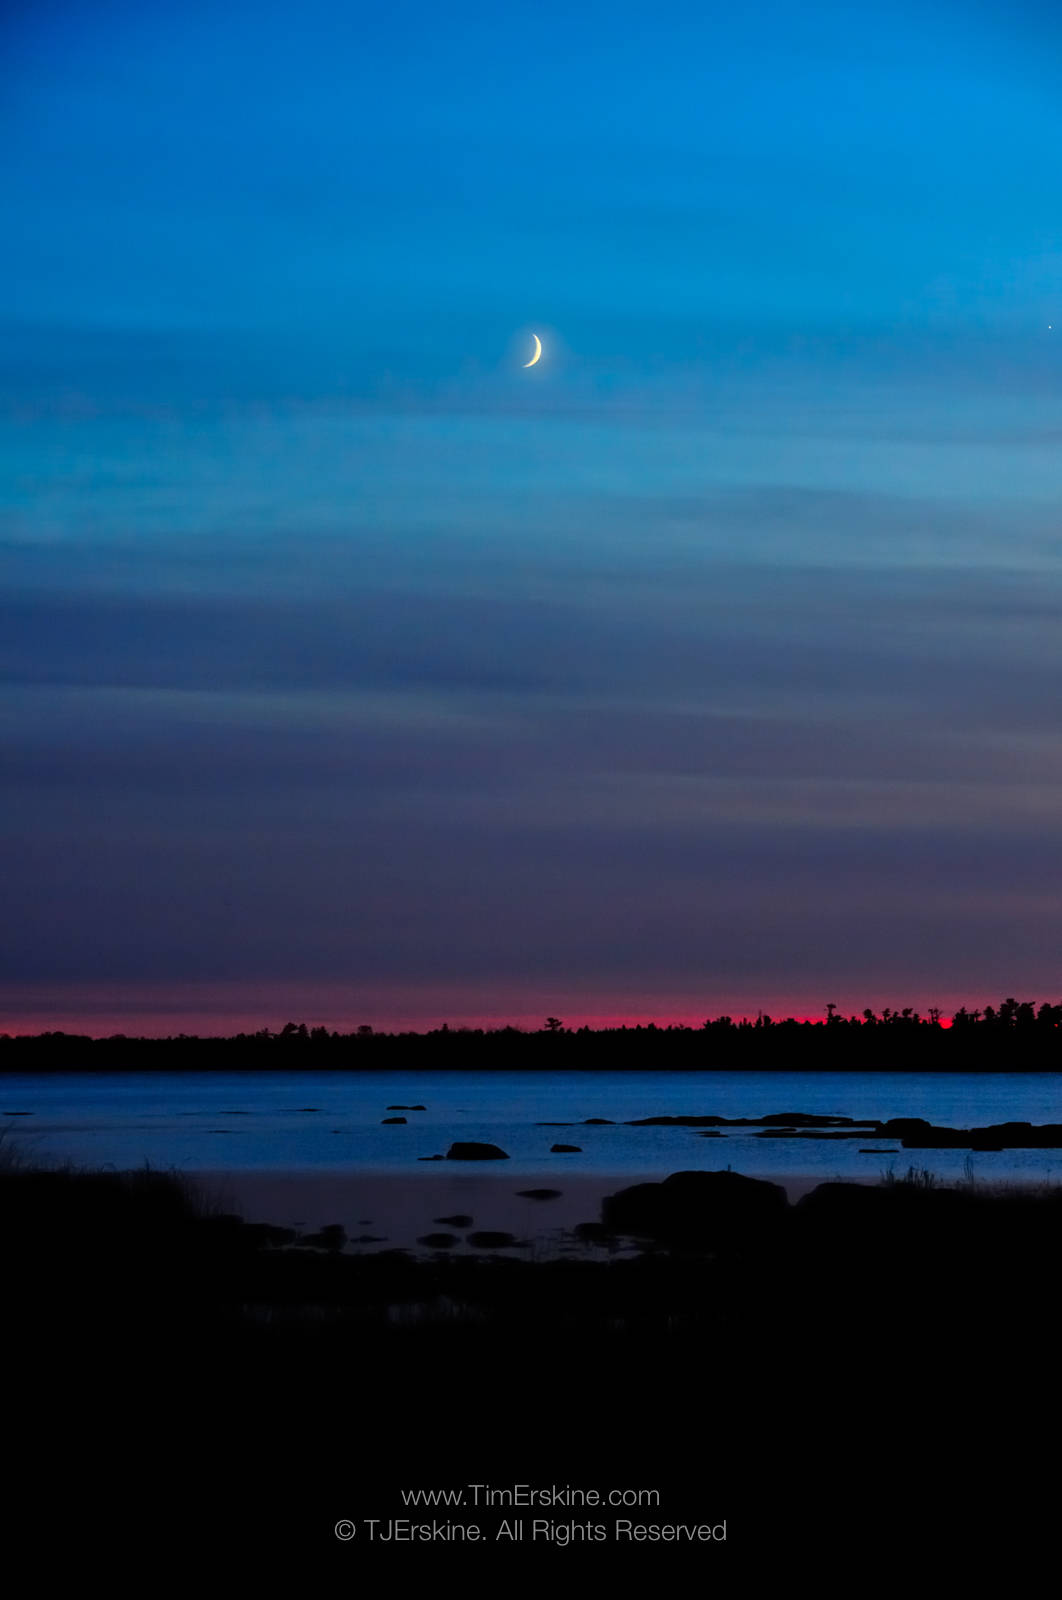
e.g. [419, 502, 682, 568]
[523, 334, 542, 367]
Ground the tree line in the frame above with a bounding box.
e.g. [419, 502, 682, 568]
[4, 997, 1062, 1071]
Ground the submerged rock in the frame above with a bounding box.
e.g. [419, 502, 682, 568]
[381, 1116, 407, 1124]
[417, 1232, 458, 1249]
[467, 1230, 521, 1249]
[550, 1143, 581, 1153]
[434, 1214, 474, 1227]
[516, 1189, 561, 1200]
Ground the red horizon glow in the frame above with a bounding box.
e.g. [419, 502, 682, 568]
[0, 981, 985, 1039]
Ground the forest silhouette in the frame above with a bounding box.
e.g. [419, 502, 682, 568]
[5, 996, 1062, 1070]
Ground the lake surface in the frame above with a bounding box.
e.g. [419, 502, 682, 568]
[4, 1069, 1062, 1187]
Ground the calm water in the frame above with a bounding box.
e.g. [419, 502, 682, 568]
[3, 1069, 1062, 1186]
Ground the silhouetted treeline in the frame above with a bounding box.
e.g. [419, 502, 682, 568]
[5, 997, 1062, 1070]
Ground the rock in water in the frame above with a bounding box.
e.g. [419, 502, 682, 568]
[301, 1223, 347, 1251]
[445, 1141, 509, 1161]
[602, 1169, 788, 1245]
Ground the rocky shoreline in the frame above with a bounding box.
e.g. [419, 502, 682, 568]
[5, 1145, 1057, 1561]
[622, 1111, 1062, 1149]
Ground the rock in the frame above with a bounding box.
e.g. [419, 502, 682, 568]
[242, 1221, 297, 1248]
[294, 1107, 321, 1113]
[897, 1125, 969, 1148]
[467, 1231, 520, 1248]
[695, 1130, 724, 1137]
[301, 1223, 347, 1250]
[758, 1129, 888, 1140]
[755, 1128, 876, 1139]
[550, 1143, 581, 1153]
[626, 1115, 732, 1127]
[418, 1155, 445, 1161]
[905, 1121, 1062, 1150]
[434, 1214, 473, 1227]
[417, 1233, 458, 1248]
[387, 1105, 427, 1110]
[353, 1233, 387, 1243]
[536, 1121, 575, 1126]
[602, 1169, 788, 1244]
[626, 1113, 872, 1129]
[574, 1222, 609, 1242]
[583, 1118, 613, 1124]
[445, 1142, 509, 1161]
[757, 1112, 857, 1127]
[516, 1189, 561, 1200]
[859, 1149, 899, 1154]
[796, 1181, 887, 1212]
[201, 1212, 250, 1244]
[381, 1116, 407, 1124]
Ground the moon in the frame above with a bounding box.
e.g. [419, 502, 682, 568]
[523, 333, 542, 368]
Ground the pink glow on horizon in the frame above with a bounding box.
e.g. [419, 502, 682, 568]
[0, 982, 970, 1038]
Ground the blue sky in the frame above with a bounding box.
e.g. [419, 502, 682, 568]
[3, 1, 1062, 1032]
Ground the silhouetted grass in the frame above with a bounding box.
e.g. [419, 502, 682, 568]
[880, 1163, 941, 1187]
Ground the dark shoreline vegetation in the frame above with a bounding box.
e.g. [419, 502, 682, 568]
[7, 996, 1062, 1071]
[6, 1139, 1057, 1558]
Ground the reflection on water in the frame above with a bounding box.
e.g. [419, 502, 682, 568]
[2, 1067, 1061, 1187]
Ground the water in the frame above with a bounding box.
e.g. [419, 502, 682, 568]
[3, 1069, 1062, 1187]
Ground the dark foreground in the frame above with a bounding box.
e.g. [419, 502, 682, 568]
[5, 1155, 1057, 1568]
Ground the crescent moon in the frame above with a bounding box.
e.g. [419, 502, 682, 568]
[523, 334, 542, 368]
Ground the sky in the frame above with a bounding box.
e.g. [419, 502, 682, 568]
[3, 0, 1062, 1034]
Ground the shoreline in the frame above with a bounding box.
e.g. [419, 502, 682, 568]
[192, 1167, 877, 1250]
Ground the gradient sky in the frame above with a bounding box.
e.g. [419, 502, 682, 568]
[3, 0, 1062, 1034]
